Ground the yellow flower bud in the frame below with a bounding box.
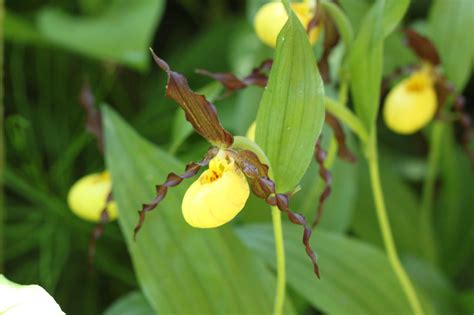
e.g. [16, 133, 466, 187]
[67, 171, 117, 222]
[383, 69, 437, 134]
[254, 1, 320, 48]
[246, 121, 257, 141]
[182, 150, 250, 228]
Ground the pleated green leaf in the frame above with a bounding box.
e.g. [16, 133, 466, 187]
[237, 223, 413, 314]
[255, 8, 325, 193]
[103, 107, 294, 315]
[429, 0, 474, 90]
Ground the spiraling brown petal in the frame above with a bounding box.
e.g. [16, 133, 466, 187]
[196, 59, 272, 94]
[403, 29, 440, 65]
[79, 82, 104, 153]
[150, 50, 233, 148]
[88, 191, 113, 268]
[312, 138, 332, 229]
[317, 8, 339, 83]
[134, 148, 219, 239]
[234, 150, 321, 278]
[325, 113, 356, 162]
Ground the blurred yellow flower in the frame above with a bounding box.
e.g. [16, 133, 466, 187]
[383, 68, 437, 134]
[182, 150, 250, 228]
[254, 1, 320, 48]
[246, 121, 257, 141]
[67, 171, 117, 222]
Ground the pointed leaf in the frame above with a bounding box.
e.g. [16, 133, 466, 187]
[255, 9, 325, 192]
[429, 0, 474, 90]
[349, 0, 409, 131]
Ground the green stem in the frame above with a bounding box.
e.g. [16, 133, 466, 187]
[231, 136, 285, 315]
[324, 97, 369, 143]
[418, 121, 443, 264]
[0, 0, 4, 273]
[366, 134, 424, 315]
[271, 206, 286, 315]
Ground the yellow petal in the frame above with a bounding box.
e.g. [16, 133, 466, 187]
[246, 121, 257, 141]
[254, 1, 320, 48]
[182, 150, 250, 228]
[383, 70, 437, 134]
[67, 171, 118, 222]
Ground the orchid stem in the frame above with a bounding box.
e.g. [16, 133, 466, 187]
[231, 136, 286, 315]
[271, 206, 285, 315]
[366, 133, 424, 315]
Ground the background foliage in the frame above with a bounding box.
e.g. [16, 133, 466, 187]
[3, 0, 473, 314]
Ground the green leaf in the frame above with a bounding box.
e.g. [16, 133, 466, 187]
[104, 291, 154, 315]
[429, 0, 474, 90]
[349, 0, 409, 131]
[237, 223, 412, 314]
[255, 9, 325, 192]
[5, 11, 44, 45]
[103, 107, 294, 314]
[405, 257, 468, 315]
[348, 0, 384, 132]
[37, 0, 164, 70]
[436, 125, 474, 277]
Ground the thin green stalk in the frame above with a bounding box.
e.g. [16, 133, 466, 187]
[367, 134, 424, 315]
[231, 136, 286, 315]
[0, 0, 4, 273]
[324, 97, 369, 143]
[418, 121, 443, 264]
[271, 206, 286, 315]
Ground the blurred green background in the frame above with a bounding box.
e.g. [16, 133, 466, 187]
[2, 0, 473, 314]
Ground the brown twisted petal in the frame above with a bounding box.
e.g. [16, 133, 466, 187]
[196, 59, 272, 94]
[234, 150, 321, 278]
[79, 82, 104, 153]
[325, 113, 356, 162]
[312, 138, 332, 230]
[451, 94, 474, 164]
[435, 78, 474, 165]
[316, 6, 339, 84]
[403, 29, 440, 65]
[150, 50, 233, 148]
[134, 148, 219, 240]
[88, 191, 113, 268]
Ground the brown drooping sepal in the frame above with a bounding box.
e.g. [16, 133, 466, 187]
[434, 78, 473, 165]
[79, 82, 104, 153]
[196, 59, 272, 95]
[312, 138, 332, 229]
[150, 50, 233, 148]
[403, 29, 440, 65]
[325, 113, 356, 162]
[88, 191, 113, 268]
[234, 150, 321, 278]
[316, 5, 339, 83]
[134, 148, 219, 240]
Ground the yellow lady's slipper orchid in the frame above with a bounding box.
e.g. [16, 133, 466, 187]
[383, 69, 437, 134]
[67, 171, 117, 222]
[246, 121, 257, 141]
[182, 150, 250, 228]
[254, 1, 320, 48]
